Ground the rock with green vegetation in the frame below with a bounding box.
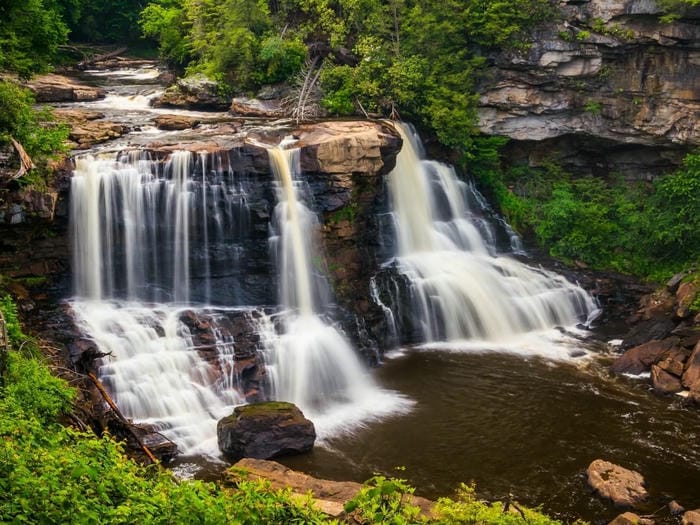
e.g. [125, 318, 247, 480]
[217, 402, 316, 460]
[586, 459, 648, 508]
[152, 75, 230, 111]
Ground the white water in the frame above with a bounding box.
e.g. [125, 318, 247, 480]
[70, 144, 409, 456]
[385, 123, 599, 345]
[264, 143, 410, 437]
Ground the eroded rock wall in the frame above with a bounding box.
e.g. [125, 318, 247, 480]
[479, 0, 700, 179]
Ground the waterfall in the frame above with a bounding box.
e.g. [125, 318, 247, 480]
[263, 142, 410, 436]
[70, 145, 409, 457]
[383, 123, 599, 344]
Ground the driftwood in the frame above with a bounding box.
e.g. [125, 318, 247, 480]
[88, 372, 159, 464]
[10, 137, 35, 180]
[78, 47, 128, 69]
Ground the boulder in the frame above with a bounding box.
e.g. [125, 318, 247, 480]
[586, 459, 648, 508]
[25, 74, 106, 102]
[669, 501, 686, 516]
[611, 338, 679, 375]
[297, 121, 402, 175]
[609, 512, 653, 525]
[622, 318, 676, 350]
[676, 281, 699, 319]
[54, 109, 125, 149]
[153, 114, 201, 131]
[683, 510, 700, 525]
[152, 75, 229, 111]
[682, 342, 700, 391]
[230, 97, 285, 118]
[217, 402, 315, 460]
[651, 364, 683, 394]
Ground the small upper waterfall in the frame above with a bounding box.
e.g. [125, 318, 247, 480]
[262, 142, 409, 435]
[383, 123, 599, 343]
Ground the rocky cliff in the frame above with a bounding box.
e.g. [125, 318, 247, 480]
[479, 0, 700, 179]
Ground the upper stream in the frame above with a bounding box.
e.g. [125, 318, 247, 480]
[66, 66, 700, 520]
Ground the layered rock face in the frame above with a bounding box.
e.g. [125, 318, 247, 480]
[479, 0, 700, 179]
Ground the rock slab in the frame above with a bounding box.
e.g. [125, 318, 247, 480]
[587, 459, 648, 508]
[217, 401, 315, 460]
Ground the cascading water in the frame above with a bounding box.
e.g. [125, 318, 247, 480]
[262, 142, 409, 436]
[70, 142, 409, 457]
[381, 123, 599, 347]
[70, 150, 256, 455]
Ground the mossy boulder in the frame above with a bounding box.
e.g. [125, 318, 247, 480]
[217, 401, 315, 460]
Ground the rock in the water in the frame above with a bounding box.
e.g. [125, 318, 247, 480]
[586, 459, 648, 508]
[54, 109, 125, 149]
[153, 74, 229, 111]
[651, 364, 683, 394]
[230, 97, 285, 118]
[683, 510, 700, 525]
[217, 402, 315, 460]
[153, 114, 201, 131]
[669, 501, 686, 516]
[25, 74, 106, 102]
[609, 512, 649, 525]
[611, 339, 679, 375]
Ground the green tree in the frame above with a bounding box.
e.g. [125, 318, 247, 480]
[0, 0, 69, 78]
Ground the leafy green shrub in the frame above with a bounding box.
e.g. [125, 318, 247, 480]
[435, 484, 562, 525]
[345, 474, 423, 524]
[257, 36, 307, 84]
[0, 81, 69, 158]
[320, 65, 356, 115]
[473, 146, 700, 281]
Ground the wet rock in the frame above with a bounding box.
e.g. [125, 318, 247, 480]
[54, 108, 125, 149]
[656, 347, 689, 377]
[153, 114, 201, 131]
[230, 97, 285, 118]
[152, 74, 229, 111]
[667, 272, 688, 294]
[651, 364, 683, 394]
[609, 512, 648, 525]
[611, 338, 680, 375]
[622, 318, 676, 350]
[25, 74, 106, 102]
[669, 501, 686, 516]
[587, 459, 648, 508]
[683, 510, 700, 525]
[217, 402, 315, 460]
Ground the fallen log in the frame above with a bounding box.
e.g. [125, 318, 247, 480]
[88, 372, 159, 464]
[78, 47, 128, 69]
[10, 137, 35, 180]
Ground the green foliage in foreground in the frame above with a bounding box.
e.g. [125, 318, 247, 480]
[0, 81, 69, 159]
[473, 144, 700, 281]
[0, 292, 566, 524]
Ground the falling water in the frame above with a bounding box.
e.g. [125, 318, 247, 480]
[263, 142, 410, 436]
[70, 151, 260, 455]
[383, 123, 599, 344]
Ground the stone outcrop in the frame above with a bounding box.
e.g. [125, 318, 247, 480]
[586, 459, 648, 508]
[230, 97, 286, 118]
[153, 114, 201, 131]
[226, 458, 434, 518]
[54, 109, 125, 149]
[609, 512, 653, 525]
[24, 74, 106, 102]
[479, 0, 700, 179]
[152, 75, 230, 111]
[613, 270, 700, 404]
[217, 402, 315, 460]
